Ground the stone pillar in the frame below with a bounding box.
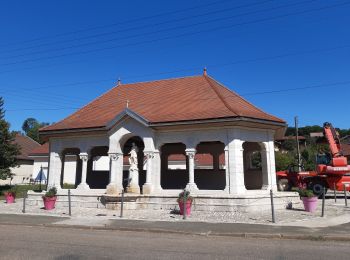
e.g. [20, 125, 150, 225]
[142, 151, 154, 194]
[228, 140, 246, 194]
[260, 145, 269, 190]
[152, 149, 163, 193]
[263, 141, 277, 191]
[106, 152, 123, 194]
[77, 152, 90, 190]
[224, 146, 229, 192]
[185, 148, 198, 192]
[47, 152, 62, 190]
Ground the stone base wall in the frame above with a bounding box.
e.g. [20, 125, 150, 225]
[27, 191, 300, 213]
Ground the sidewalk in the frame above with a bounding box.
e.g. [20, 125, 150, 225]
[1, 212, 350, 242]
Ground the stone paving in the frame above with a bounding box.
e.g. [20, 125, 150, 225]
[1, 196, 350, 225]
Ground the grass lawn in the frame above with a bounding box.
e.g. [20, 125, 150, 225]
[0, 184, 46, 200]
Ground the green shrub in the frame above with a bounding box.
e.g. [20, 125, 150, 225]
[43, 187, 57, 198]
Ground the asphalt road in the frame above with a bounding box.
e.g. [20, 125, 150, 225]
[0, 225, 350, 260]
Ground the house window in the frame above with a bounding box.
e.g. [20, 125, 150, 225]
[194, 153, 213, 169]
[167, 154, 186, 170]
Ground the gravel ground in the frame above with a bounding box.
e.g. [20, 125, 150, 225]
[1, 197, 349, 224]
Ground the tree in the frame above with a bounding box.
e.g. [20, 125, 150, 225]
[22, 118, 49, 143]
[0, 97, 21, 180]
[275, 151, 294, 171]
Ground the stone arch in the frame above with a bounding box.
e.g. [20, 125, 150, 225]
[195, 141, 226, 190]
[86, 146, 109, 189]
[160, 143, 188, 189]
[242, 142, 268, 190]
[122, 136, 145, 192]
[60, 148, 82, 188]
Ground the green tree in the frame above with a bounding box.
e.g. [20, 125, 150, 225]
[275, 151, 294, 171]
[22, 118, 49, 143]
[0, 97, 21, 179]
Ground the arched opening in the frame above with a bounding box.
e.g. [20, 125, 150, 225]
[195, 142, 225, 190]
[243, 142, 264, 190]
[60, 148, 82, 189]
[87, 146, 109, 189]
[122, 136, 145, 192]
[161, 143, 187, 189]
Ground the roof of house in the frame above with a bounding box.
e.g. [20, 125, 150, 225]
[342, 143, 350, 157]
[29, 142, 50, 156]
[14, 134, 41, 160]
[40, 74, 284, 133]
[276, 136, 306, 141]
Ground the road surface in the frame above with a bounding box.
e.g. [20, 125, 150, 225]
[0, 224, 349, 259]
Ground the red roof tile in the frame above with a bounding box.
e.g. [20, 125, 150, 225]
[29, 142, 49, 156]
[41, 75, 284, 132]
[342, 143, 350, 157]
[14, 134, 41, 160]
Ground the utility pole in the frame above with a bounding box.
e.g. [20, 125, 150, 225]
[295, 116, 301, 172]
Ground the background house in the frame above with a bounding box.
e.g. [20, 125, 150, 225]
[0, 134, 40, 185]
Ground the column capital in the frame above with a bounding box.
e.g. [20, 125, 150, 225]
[108, 152, 123, 161]
[144, 151, 154, 159]
[185, 148, 196, 158]
[79, 152, 89, 162]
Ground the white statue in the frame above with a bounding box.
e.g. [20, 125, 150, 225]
[128, 143, 138, 171]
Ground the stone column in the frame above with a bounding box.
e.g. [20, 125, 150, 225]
[224, 146, 229, 192]
[227, 139, 246, 194]
[47, 152, 62, 190]
[185, 148, 198, 192]
[152, 149, 163, 193]
[106, 152, 123, 194]
[263, 141, 278, 191]
[142, 151, 154, 194]
[77, 152, 90, 190]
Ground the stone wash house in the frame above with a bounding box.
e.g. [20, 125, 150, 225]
[39, 72, 287, 202]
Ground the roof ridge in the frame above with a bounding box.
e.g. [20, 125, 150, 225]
[205, 75, 284, 122]
[203, 75, 241, 116]
[119, 74, 203, 87]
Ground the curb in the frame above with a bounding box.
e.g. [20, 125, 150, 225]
[1, 221, 350, 242]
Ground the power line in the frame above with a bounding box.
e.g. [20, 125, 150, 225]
[1, 0, 347, 68]
[1, 42, 349, 96]
[0, 0, 232, 48]
[5, 79, 350, 112]
[0, 0, 275, 56]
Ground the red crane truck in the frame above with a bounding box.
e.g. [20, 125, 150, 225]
[276, 122, 350, 195]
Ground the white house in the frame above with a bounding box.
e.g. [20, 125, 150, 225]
[0, 134, 40, 185]
[38, 71, 286, 198]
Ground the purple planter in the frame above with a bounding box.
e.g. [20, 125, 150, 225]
[5, 194, 15, 204]
[43, 196, 57, 210]
[178, 201, 192, 216]
[302, 196, 318, 213]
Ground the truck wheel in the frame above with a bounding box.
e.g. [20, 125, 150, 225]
[308, 180, 327, 198]
[277, 179, 291, 191]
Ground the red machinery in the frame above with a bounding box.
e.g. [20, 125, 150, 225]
[277, 122, 350, 194]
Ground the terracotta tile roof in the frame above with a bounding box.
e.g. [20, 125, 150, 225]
[41, 75, 284, 132]
[276, 136, 306, 141]
[14, 134, 41, 160]
[28, 142, 49, 156]
[342, 143, 350, 157]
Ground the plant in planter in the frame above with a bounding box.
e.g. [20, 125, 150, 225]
[177, 190, 193, 216]
[294, 187, 318, 213]
[42, 187, 57, 210]
[3, 186, 17, 204]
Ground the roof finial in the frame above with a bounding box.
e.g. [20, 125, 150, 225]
[126, 100, 129, 108]
[117, 77, 121, 86]
[203, 67, 207, 76]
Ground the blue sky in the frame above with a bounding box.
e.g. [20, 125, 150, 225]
[0, 0, 349, 131]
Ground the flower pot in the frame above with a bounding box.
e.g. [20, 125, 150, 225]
[5, 194, 15, 204]
[302, 196, 318, 213]
[178, 200, 192, 216]
[43, 196, 57, 210]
